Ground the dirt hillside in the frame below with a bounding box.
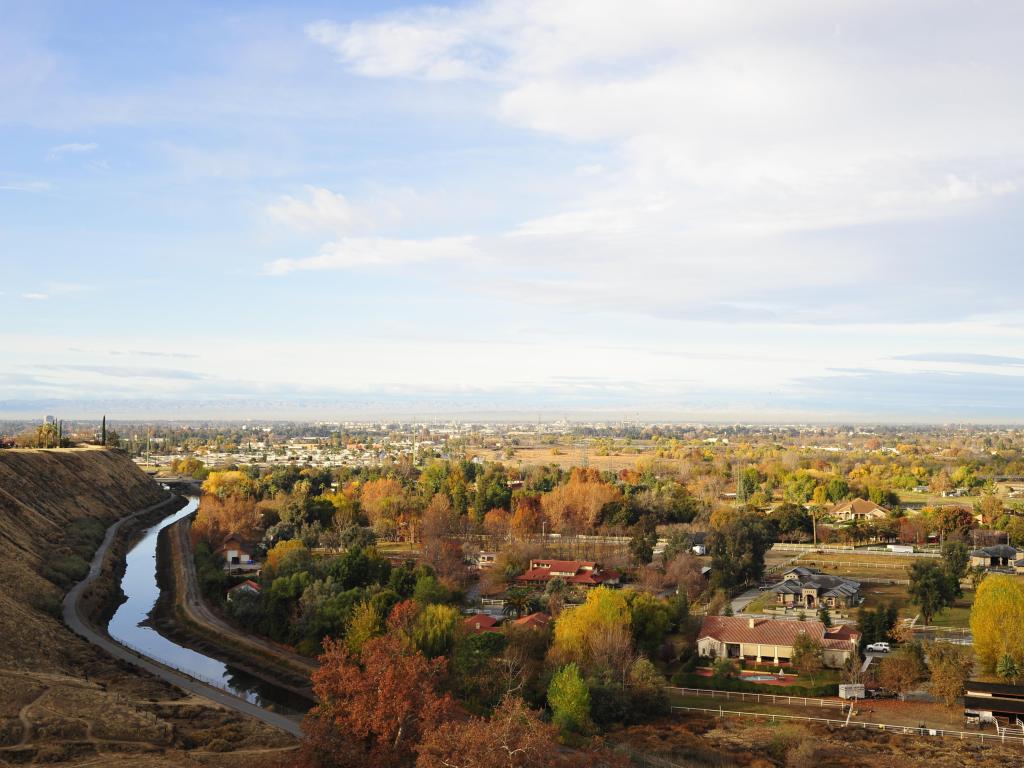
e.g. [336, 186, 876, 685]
[0, 447, 294, 766]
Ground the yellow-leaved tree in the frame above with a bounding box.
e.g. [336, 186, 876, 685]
[550, 586, 631, 673]
[970, 574, 1024, 672]
[266, 539, 307, 572]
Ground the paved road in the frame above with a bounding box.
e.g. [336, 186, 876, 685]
[62, 495, 303, 739]
[730, 587, 763, 614]
[169, 515, 317, 676]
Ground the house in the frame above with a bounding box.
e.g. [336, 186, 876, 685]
[829, 498, 890, 521]
[217, 533, 259, 571]
[969, 544, 1022, 569]
[697, 616, 861, 669]
[515, 559, 620, 588]
[1015, 558, 1024, 575]
[476, 552, 497, 570]
[463, 614, 501, 634]
[226, 579, 261, 601]
[964, 681, 1024, 726]
[771, 567, 861, 609]
[511, 612, 551, 631]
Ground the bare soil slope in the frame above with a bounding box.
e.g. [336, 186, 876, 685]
[0, 447, 294, 766]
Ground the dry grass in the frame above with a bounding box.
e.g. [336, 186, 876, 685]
[0, 448, 296, 766]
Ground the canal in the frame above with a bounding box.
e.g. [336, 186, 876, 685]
[107, 496, 309, 715]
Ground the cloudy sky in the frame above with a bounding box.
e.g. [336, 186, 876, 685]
[3, 0, 1024, 421]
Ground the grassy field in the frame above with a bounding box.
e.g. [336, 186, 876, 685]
[468, 444, 655, 472]
[854, 582, 975, 627]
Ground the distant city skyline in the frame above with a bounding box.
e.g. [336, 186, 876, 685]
[3, 2, 1024, 421]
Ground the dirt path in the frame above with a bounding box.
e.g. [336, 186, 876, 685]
[168, 517, 317, 677]
[61, 496, 303, 738]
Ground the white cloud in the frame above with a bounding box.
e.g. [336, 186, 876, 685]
[21, 293, 48, 300]
[267, 186, 364, 233]
[263, 236, 476, 274]
[48, 142, 98, 159]
[0, 180, 50, 192]
[310, 0, 1024, 240]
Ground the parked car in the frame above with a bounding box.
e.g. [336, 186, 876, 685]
[866, 642, 891, 653]
[867, 688, 897, 699]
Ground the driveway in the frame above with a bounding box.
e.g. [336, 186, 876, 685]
[730, 587, 763, 614]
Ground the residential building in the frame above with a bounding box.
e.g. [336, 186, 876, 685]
[226, 579, 261, 601]
[511, 612, 551, 631]
[969, 544, 1022, 569]
[217, 533, 259, 571]
[515, 559, 620, 588]
[463, 614, 501, 634]
[476, 552, 497, 570]
[770, 567, 861, 609]
[829, 498, 890, 521]
[697, 616, 861, 669]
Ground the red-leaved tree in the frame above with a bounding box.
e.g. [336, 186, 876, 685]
[297, 603, 454, 768]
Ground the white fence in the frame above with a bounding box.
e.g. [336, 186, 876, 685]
[666, 686, 845, 709]
[671, 706, 1024, 746]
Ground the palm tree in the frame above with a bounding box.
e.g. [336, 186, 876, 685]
[502, 587, 537, 619]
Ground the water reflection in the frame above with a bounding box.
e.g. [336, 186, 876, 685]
[107, 496, 309, 714]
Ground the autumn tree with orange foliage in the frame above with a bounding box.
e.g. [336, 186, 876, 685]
[510, 496, 544, 538]
[360, 478, 407, 539]
[540, 468, 621, 534]
[190, 494, 261, 547]
[298, 603, 454, 768]
[419, 494, 467, 585]
[415, 695, 558, 768]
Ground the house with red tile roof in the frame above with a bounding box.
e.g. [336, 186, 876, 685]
[226, 579, 262, 601]
[514, 559, 620, 588]
[463, 614, 501, 634]
[511, 612, 551, 631]
[697, 616, 860, 669]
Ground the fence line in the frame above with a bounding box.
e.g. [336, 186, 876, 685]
[795, 559, 912, 570]
[666, 686, 845, 709]
[671, 706, 1024, 746]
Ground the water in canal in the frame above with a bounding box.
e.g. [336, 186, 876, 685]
[107, 496, 310, 714]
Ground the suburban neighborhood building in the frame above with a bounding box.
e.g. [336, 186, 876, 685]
[770, 567, 861, 609]
[697, 616, 861, 668]
[511, 611, 551, 630]
[463, 614, 501, 634]
[226, 579, 261, 601]
[217, 533, 259, 572]
[515, 559, 620, 588]
[969, 544, 1023, 569]
[829, 498, 890, 521]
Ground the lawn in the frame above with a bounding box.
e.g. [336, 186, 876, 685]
[853, 582, 974, 628]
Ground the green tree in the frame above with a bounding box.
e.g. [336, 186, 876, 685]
[628, 526, 658, 567]
[547, 663, 591, 735]
[791, 633, 823, 683]
[707, 511, 774, 589]
[997, 653, 1020, 685]
[412, 603, 461, 658]
[940, 540, 969, 597]
[817, 604, 832, 628]
[908, 560, 955, 625]
[502, 587, 537, 619]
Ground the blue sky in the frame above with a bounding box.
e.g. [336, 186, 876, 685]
[3, 0, 1024, 421]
